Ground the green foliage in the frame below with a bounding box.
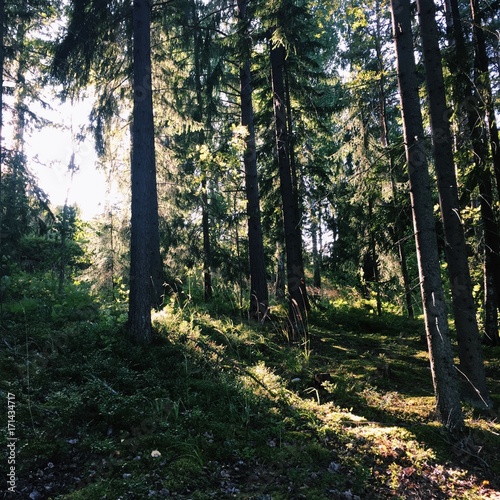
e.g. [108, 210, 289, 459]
[3, 0, 500, 493]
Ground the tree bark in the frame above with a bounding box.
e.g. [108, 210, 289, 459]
[275, 241, 286, 300]
[416, 0, 491, 408]
[390, 0, 464, 433]
[469, 0, 500, 197]
[0, 0, 5, 256]
[484, 248, 499, 345]
[469, 0, 500, 317]
[374, 1, 414, 318]
[237, 0, 269, 320]
[445, 0, 500, 343]
[202, 176, 212, 301]
[191, 3, 213, 302]
[310, 198, 322, 290]
[128, 0, 163, 343]
[270, 32, 308, 338]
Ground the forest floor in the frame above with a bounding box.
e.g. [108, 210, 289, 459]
[1, 285, 500, 499]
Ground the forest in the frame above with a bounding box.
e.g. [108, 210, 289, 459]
[1, 0, 500, 497]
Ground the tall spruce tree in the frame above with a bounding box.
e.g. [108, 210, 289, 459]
[237, 0, 269, 320]
[444, 0, 500, 345]
[469, 0, 500, 197]
[390, 0, 464, 433]
[416, 0, 491, 408]
[270, 22, 309, 337]
[128, 0, 164, 343]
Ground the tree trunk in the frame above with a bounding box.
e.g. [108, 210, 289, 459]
[270, 32, 308, 339]
[191, 4, 213, 302]
[469, 0, 500, 315]
[484, 244, 499, 345]
[477, 174, 500, 343]
[310, 199, 322, 290]
[469, 0, 500, 197]
[275, 241, 286, 300]
[390, 0, 464, 433]
[128, 0, 163, 343]
[237, 0, 268, 320]
[58, 205, 68, 294]
[416, 0, 491, 408]
[0, 0, 4, 256]
[202, 176, 212, 301]
[374, 2, 414, 318]
[446, 0, 500, 343]
[368, 198, 382, 316]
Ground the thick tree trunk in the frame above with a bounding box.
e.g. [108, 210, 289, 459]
[237, 0, 268, 320]
[416, 0, 491, 408]
[270, 34, 308, 338]
[390, 0, 464, 433]
[128, 0, 163, 343]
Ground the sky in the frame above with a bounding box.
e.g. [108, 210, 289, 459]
[24, 95, 109, 221]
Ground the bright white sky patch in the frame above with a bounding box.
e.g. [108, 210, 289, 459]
[26, 94, 107, 220]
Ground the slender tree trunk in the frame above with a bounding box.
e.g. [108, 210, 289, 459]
[237, 0, 268, 320]
[275, 241, 285, 300]
[446, 0, 500, 343]
[270, 32, 308, 338]
[368, 198, 382, 316]
[484, 248, 499, 345]
[470, 0, 500, 196]
[128, 0, 163, 343]
[284, 46, 308, 308]
[58, 204, 68, 294]
[8, 4, 28, 251]
[109, 207, 116, 298]
[469, 0, 500, 315]
[477, 174, 500, 340]
[0, 0, 4, 257]
[390, 0, 464, 433]
[14, 0, 27, 154]
[391, 175, 414, 318]
[375, 3, 414, 318]
[416, 0, 491, 408]
[191, 4, 212, 302]
[202, 177, 212, 301]
[310, 198, 322, 289]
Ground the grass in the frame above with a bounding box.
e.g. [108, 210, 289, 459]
[1, 287, 499, 499]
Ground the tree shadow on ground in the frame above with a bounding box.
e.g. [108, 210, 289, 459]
[5, 301, 500, 499]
